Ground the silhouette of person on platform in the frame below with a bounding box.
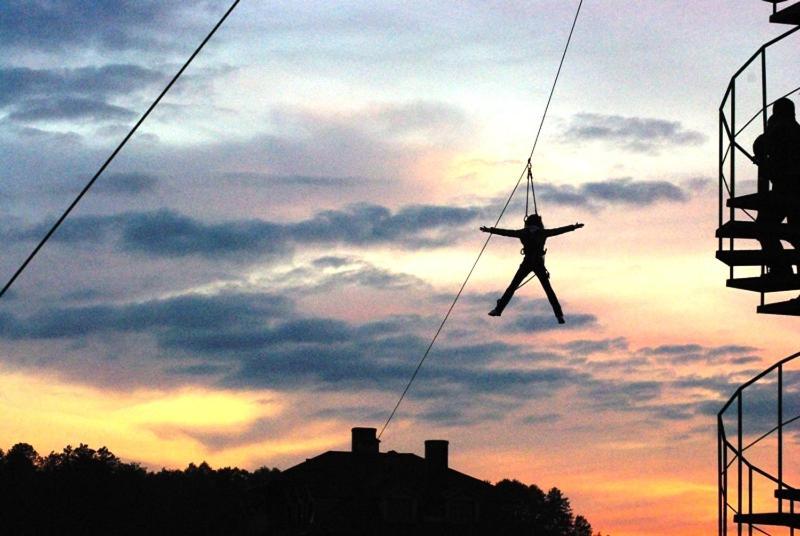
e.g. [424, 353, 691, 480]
[480, 215, 583, 323]
[753, 97, 800, 276]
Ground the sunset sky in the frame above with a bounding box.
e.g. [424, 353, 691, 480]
[2, 1, 800, 534]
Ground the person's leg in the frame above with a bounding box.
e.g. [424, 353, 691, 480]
[757, 204, 789, 275]
[490, 262, 532, 316]
[533, 263, 564, 323]
[787, 208, 800, 274]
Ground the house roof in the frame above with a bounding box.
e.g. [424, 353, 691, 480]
[279, 450, 492, 500]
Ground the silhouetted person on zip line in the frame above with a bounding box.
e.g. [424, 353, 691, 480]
[480, 214, 583, 323]
[753, 97, 800, 276]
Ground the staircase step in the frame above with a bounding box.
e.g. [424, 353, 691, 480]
[771, 1, 800, 24]
[734, 512, 800, 528]
[727, 192, 800, 211]
[716, 250, 800, 266]
[727, 275, 800, 292]
[775, 488, 800, 501]
[716, 220, 800, 240]
[759, 299, 800, 316]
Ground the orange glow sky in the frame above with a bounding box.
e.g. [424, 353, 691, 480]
[1, 2, 799, 535]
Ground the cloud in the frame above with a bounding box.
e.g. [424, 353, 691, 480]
[364, 100, 468, 140]
[562, 338, 629, 355]
[0, 286, 582, 407]
[537, 178, 689, 208]
[0, 1, 209, 52]
[0, 65, 163, 126]
[503, 299, 597, 333]
[276, 257, 431, 295]
[223, 172, 361, 189]
[8, 97, 135, 122]
[0, 292, 292, 341]
[0, 284, 765, 434]
[94, 172, 159, 195]
[0, 65, 163, 106]
[564, 113, 706, 153]
[10, 203, 484, 260]
[640, 343, 762, 366]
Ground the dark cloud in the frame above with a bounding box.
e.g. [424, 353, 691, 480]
[706, 345, 759, 357]
[562, 338, 629, 355]
[0, 286, 582, 406]
[8, 97, 135, 122]
[519, 413, 561, 425]
[0, 292, 292, 340]
[0, 1, 209, 52]
[585, 379, 663, 411]
[537, 178, 689, 208]
[0, 65, 163, 106]
[505, 312, 597, 333]
[0, 284, 764, 432]
[643, 344, 704, 356]
[94, 172, 159, 195]
[0, 65, 164, 127]
[10, 203, 484, 260]
[117, 211, 286, 258]
[564, 113, 706, 153]
[0, 63, 164, 132]
[640, 343, 762, 367]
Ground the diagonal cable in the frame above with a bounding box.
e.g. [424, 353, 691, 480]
[0, 0, 242, 300]
[378, 0, 584, 439]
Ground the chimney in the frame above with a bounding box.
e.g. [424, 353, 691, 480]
[351, 427, 380, 455]
[424, 440, 448, 472]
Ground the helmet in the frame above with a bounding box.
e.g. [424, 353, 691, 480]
[524, 214, 543, 227]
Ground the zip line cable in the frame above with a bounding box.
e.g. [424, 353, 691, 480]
[0, 0, 242, 300]
[378, 0, 584, 440]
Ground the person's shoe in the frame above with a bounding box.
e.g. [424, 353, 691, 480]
[488, 300, 502, 317]
[557, 316, 565, 324]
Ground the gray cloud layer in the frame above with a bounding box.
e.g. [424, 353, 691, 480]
[0, 274, 765, 439]
[0, 1, 207, 52]
[0, 64, 164, 123]
[9, 203, 485, 260]
[537, 178, 689, 208]
[564, 113, 706, 153]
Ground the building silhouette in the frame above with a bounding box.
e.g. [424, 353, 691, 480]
[256, 427, 497, 536]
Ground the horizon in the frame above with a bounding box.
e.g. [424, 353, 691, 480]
[2, 2, 800, 535]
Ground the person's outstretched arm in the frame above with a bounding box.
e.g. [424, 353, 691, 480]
[544, 223, 584, 237]
[480, 226, 523, 238]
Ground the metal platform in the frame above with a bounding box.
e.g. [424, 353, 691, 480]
[727, 275, 800, 292]
[771, 1, 800, 24]
[758, 298, 800, 315]
[775, 488, 800, 501]
[716, 249, 800, 266]
[727, 192, 800, 211]
[734, 512, 800, 528]
[716, 220, 800, 241]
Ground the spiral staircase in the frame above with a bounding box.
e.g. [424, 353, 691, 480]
[715, 0, 800, 316]
[717, 3, 800, 535]
[718, 351, 800, 535]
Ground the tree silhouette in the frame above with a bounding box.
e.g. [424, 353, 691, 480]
[542, 487, 575, 535]
[0, 442, 603, 535]
[573, 514, 593, 536]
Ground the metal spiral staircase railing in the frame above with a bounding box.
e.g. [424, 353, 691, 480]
[718, 351, 800, 535]
[717, 4, 800, 536]
[715, 1, 800, 315]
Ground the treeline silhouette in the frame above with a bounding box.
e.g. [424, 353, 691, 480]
[0, 442, 605, 535]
